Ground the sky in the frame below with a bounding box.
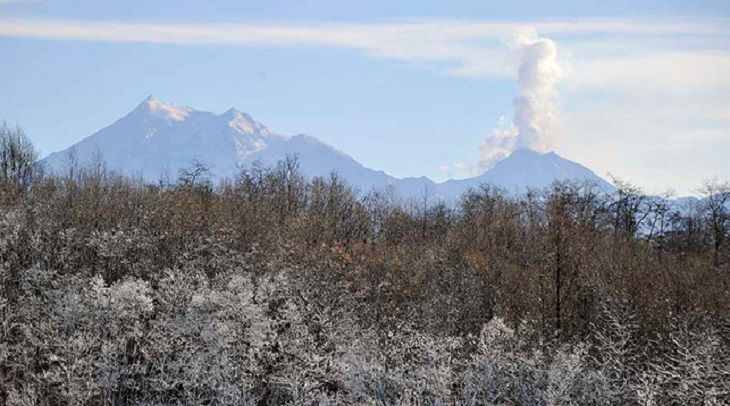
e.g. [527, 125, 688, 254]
[0, 0, 728, 195]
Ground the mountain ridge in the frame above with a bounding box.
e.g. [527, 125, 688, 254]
[40, 97, 614, 199]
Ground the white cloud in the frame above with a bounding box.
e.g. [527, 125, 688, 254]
[555, 49, 730, 194]
[566, 52, 730, 93]
[0, 17, 727, 79]
[436, 161, 472, 179]
[453, 161, 469, 171]
[1, 17, 726, 90]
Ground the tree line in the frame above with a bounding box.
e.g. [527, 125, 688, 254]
[0, 123, 728, 404]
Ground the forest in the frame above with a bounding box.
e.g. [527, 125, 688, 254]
[0, 123, 729, 404]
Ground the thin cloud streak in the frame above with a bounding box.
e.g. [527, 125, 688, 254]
[0, 17, 728, 79]
[1, 17, 727, 42]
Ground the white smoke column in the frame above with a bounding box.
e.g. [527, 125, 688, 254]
[478, 30, 562, 171]
[513, 32, 562, 150]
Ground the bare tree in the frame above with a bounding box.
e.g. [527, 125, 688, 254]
[609, 178, 650, 239]
[177, 159, 212, 188]
[63, 146, 79, 181]
[700, 178, 730, 267]
[0, 122, 38, 194]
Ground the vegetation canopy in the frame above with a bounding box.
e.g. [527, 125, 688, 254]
[0, 133, 728, 404]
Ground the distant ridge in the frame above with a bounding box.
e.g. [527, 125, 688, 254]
[40, 97, 613, 199]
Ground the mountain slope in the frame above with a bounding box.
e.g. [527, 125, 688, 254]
[41, 96, 414, 192]
[437, 148, 615, 197]
[40, 97, 612, 199]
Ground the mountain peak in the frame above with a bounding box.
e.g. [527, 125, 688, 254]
[132, 96, 192, 122]
[508, 147, 543, 158]
[222, 107, 271, 136]
[222, 107, 241, 117]
[481, 147, 614, 192]
[222, 107, 251, 123]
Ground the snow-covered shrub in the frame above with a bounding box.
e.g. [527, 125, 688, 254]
[460, 318, 547, 405]
[648, 314, 730, 405]
[588, 298, 643, 403]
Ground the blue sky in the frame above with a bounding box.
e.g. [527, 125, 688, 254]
[0, 0, 728, 195]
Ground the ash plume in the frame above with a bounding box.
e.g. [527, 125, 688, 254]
[478, 31, 562, 171]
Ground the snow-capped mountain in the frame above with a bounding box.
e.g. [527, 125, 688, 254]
[40, 97, 612, 199]
[41, 96, 409, 191]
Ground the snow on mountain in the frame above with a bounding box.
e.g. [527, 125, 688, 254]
[41, 96, 402, 190]
[40, 97, 613, 199]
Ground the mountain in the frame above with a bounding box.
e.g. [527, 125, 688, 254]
[40, 97, 613, 199]
[438, 148, 615, 196]
[41, 96, 419, 191]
